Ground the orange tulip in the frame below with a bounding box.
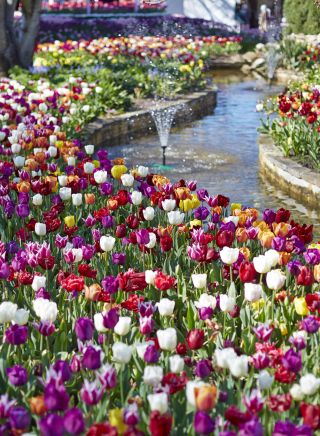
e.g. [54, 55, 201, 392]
[195, 385, 217, 411]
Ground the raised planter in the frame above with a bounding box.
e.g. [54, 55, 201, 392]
[208, 53, 246, 69]
[273, 68, 304, 85]
[259, 135, 320, 210]
[85, 88, 217, 147]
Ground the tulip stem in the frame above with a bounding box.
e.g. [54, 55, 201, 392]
[120, 364, 124, 405]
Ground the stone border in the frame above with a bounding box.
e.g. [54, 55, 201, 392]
[273, 68, 304, 85]
[85, 88, 217, 147]
[259, 135, 320, 209]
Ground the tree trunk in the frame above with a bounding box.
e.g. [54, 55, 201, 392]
[0, 0, 42, 75]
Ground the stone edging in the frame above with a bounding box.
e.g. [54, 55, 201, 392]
[259, 135, 320, 209]
[85, 88, 217, 147]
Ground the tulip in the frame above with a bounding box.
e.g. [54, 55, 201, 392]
[195, 294, 217, 310]
[257, 370, 274, 390]
[215, 347, 237, 369]
[59, 187, 72, 200]
[169, 355, 184, 373]
[194, 411, 215, 434]
[100, 235, 116, 252]
[290, 384, 305, 401]
[32, 194, 43, 206]
[114, 317, 131, 336]
[157, 328, 177, 351]
[13, 309, 29, 325]
[82, 345, 102, 370]
[85, 144, 94, 155]
[253, 255, 271, 274]
[191, 273, 207, 289]
[147, 393, 168, 414]
[244, 283, 262, 302]
[143, 365, 163, 386]
[266, 269, 286, 291]
[220, 246, 239, 265]
[131, 191, 142, 205]
[121, 173, 134, 187]
[94, 170, 108, 184]
[72, 193, 82, 206]
[33, 298, 58, 323]
[167, 210, 184, 225]
[229, 355, 248, 378]
[145, 270, 157, 285]
[186, 329, 204, 350]
[111, 165, 127, 179]
[64, 408, 85, 435]
[219, 294, 236, 312]
[0, 302, 18, 323]
[300, 374, 320, 396]
[112, 342, 132, 363]
[157, 298, 175, 316]
[186, 380, 207, 407]
[143, 207, 155, 221]
[32, 276, 46, 292]
[7, 365, 28, 386]
[75, 317, 94, 341]
[162, 199, 176, 212]
[137, 165, 149, 177]
[35, 222, 46, 236]
[294, 297, 309, 316]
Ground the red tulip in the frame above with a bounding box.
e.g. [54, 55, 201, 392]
[186, 329, 205, 350]
[239, 261, 256, 283]
[118, 269, 147, 292]
[149, 411, 173, 436]
[154, 272, 176, 291]
[296, 266, 314, 286]
[300, 403, 320, 430]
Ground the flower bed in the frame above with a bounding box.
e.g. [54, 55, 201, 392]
[41, 0, 166, 13]
[0, 73, 319, 434]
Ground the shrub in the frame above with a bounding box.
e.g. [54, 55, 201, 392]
[284, 0, 320, 34]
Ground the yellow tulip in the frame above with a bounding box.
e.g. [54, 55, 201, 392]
[251, 298, 265, 311]
[64, 215, 75, 228]
[294, 297, 309, 316]
[111, 165, 127, 179]
[92, 160, 100, 168]
[279, 323, 288, 336]
[191, 194, 201, 209]
[190, 219, 202, 228]
[179, 198, 193, 212]
[231, 203, 241, 213]
[109, 408, 127, 434]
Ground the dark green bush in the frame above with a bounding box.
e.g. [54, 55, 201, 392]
[284, 0, 320, 34]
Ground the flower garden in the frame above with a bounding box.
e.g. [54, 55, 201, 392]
[0, 10, 320, 436]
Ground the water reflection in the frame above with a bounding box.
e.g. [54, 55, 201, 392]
[108, 73, 320, 236]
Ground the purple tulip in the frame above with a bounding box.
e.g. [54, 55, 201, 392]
[139, 316, 154, 335]
[98, 364, 117, 389]
[136, 229, 150, 245]
[6, 365, 28, 386]
[194, 206, 210, 220]
[263, 209, 276, 224]
[0, 259, 10, 279]
[102, 308, 119, 329]
[198, 307, 213, 321]
[102, 215, 114, 228]
[9, 406, 30, 430]
[272, 236, 286, 252]
[301, 316, 320, 334]
[44, 381, 70, 411]
[16, 203, 30, 218]
[273, 420, 313, 436]
[52, 360, 72, 382]
[123, 403, 140, 426]
[195, 359, 212, 378]
[64, 408, 85, 435]
[144, 344, 159, 363]
[304, 248, 320, 265]
[239, 417, 263, 436]
[34, 321, 55, 337]
[70, 355, 81, 373]
[139, 301, 155, 317]
[101, 275, 119, 294]
[112, 252, 126, 265]
[196, 189, 208, 201]
[287, 260, 302, 276]
[84, 214, 96, 227]
[99, 182, 113, 196]
[82, 345, 102, 370]
[194, 411, 215, 434]
[282, 348, 302, 373]
[75, 317, 94, 341]
[5, 325, 28, 345]
[39, 413, 65, 436]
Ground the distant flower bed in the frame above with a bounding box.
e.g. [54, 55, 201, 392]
[41, 0, 166, 13]
[259, 68, 320, 169]
[0, 72, 320, 434]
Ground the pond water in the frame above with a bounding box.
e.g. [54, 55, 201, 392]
[108, 71, 320, 236]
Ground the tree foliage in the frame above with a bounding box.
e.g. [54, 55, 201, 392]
[284, 0, 320, 34]
[0, 0, 42, 75]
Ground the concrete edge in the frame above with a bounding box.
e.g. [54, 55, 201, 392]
[259, 134, 320, 210]
[84, 88, 217, 147]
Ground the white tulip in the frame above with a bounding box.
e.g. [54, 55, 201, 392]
[266, 269, 286, 291]
[48, 146, 58, 157]
[114, 317, 131, 336]
[253, 255, 271, 274]
[145, 233, 157, 249]
[49, 135, 57, 145]
[162, 199, 176, 212]
[11, 143, 21, 154]
[131, 191, 142, 205]
[100, 235, 115, 252]
[220, 247, 239, 265]
[72, 248, 83, 263]
[215, 348, 237, 369]
[72, 193, 82, 206]
[290, 384, 305, 401]
[137, 166, 149, 177]
[143, 366, 163, 386]
[85, 144, 94, 155]
[167, 210, 184, 225]
[145, 270, 157, 285]
[157, 298, 175, 316]
[121, 174, 134, 187]
[94, 170, 107, 184]
[195, 293, 217, 310]
[35, 222, 46, 236]
[148, 393, 168, 414]
[67, 156, 75, 167]
[300, 374, 320, 396]
[136, 341, 153, 359]
[58, 175, 68, 187]
[32, 194, 43, 206]
[191, 273, 207, 289]
[94, 313, 107, 333]
[257, 370, 274, 390]
[59, 187, 72, 201]
[265, 249, 280, 268]
[169, 355, 184, 373]
[224, 216, 239, 226]
[13, 156, 25, 168]
[256, 103, 264, 112]
[112, 342, 132, 364]
[244, 283, 262, 302]
[0, 302, 17, 323]
[32, 275, 46, 292]
[229, 355, 248, 378]
[13, 308, 29, 325]
[157, 328, 177, 351]
[143, 207, 155, 221]
[219, 294, 236, 313]
[84, 162, 95, 174]
[33, 298, 57, 323]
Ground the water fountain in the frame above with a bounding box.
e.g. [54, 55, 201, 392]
[265, 0, 282, 83]
[151, 104, 177, 168]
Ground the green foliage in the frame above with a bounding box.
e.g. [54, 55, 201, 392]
[284, 0, 320, 34]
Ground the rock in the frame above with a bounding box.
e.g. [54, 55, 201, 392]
[243, 51, 257, 63]
[241, 64, 251, 75]
[250, 57, 266, 70]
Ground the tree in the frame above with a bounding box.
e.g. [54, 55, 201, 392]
[284, 0, 320, 34]
[0, 0, 42, 76]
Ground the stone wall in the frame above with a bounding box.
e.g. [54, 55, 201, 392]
[85, 88, 217, 147]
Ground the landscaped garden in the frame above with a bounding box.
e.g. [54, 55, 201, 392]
[0, 2, 319, 435]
